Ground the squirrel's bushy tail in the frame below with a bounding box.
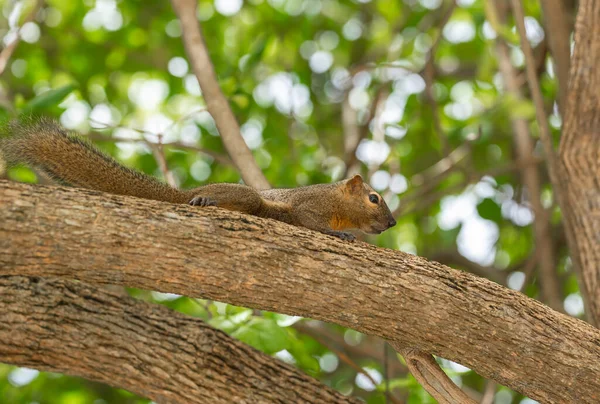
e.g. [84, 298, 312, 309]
[0, 117, 188, 203]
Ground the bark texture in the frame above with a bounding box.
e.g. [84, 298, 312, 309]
[0, 275, 355, 404]
[1, 181, 599, 403]
[559, 0, 600, 326]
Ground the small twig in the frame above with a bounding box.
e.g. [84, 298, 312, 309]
[170, 0, 270, 190]
[294, 322, 407, 377]
[150, 135, 177, 187]
[390, 344, 477, 404]
[0, 0, 44, 75]
[539, 0, 572, 117]
[422, 0, 457, 157]
[479, 381, 496, 404]
[509, 0, 561, 189]
[87, 118, 233, 167]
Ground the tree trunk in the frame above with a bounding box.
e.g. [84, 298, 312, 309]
[559, 0, 600, 326]
[0, 275, 355, 404]
[1, 181, 599, 403]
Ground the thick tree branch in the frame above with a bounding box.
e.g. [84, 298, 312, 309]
[558, 0, 600, 326]
[170, 0, 270, 190]
[1, 181, 599, 402]
[0, 276, 355, 404]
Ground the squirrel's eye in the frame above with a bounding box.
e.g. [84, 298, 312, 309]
[369, 194, 379, 204]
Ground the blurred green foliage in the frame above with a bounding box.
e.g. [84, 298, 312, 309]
[0, 0, 578, 402]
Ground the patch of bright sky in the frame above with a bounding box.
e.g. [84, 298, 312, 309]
[241, 119, 264, 150]
[82, 0, 123, 32]
[191, 160, 212, 181]
[274, 349, 296, 364]
[438, 188, 499, 265]
[310, 50, 334, 73]
[343, 18, 363, 41]
[8, 368, 39, 387]
[564, 293, 584, 316]
[319, 352, 339, 373]
[168, 57, 189, 78]
[89, 103, 119, 128]
[214, 0, 243, 16]
[20, 22, 40, 43]
[355, 368, 382, 391]
[356, 140, 390, 166]
[443, 20, 476, 43]
[60, 99, 91, 130]
[253, 72, 313, 118]
[128, 78, 170, 111]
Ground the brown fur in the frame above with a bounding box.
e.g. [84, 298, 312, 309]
[0, 119, 396, 240]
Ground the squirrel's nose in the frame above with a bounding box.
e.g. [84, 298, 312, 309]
[388, 218, 397, 228]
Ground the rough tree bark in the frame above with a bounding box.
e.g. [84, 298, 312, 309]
[0, 276, 355, 404]
[558, 0, 600, 327]
[1, 181, 599, 403]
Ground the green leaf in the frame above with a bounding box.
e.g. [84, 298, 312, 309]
[21, 84, 77, 113]
[477, 198, 502, 222]
[231, 317, 290, 354]
[240, 35, 268, 72]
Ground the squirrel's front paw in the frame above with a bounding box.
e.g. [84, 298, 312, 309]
[189, 196, 217, 207]
[324, 230, 356, 241]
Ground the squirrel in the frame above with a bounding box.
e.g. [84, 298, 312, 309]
[0, 118, 396, 241]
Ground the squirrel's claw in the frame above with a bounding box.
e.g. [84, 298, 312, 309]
[189, 196, 217, 207]
[324, 230, 356, 242]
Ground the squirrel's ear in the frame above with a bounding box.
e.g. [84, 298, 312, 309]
[346, 174, 364, 193]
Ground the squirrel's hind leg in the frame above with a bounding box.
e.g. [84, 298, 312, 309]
[187, 183, 262, 215]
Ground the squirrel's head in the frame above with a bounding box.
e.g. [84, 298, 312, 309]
[342, 174, 396, 234]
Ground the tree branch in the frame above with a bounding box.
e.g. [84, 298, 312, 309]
[0, 0, 43, 76]
[391, 345, 476, 404]
[170, 0, 270, 190]
[1, 181, 599, 402]
[494, 1, 564, 313]
[558, 0, 600, 326]
[539, 0, 572, 117]
[0, 276, 355, 404]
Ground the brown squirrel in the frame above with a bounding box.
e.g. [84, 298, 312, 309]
[0, 118, 396, 240]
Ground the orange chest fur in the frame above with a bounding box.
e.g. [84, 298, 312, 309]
[329, 215, 355, 230]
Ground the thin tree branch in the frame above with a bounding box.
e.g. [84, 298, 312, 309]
[87, 132, 233, 167]
[479, 381, 496, 404]
[298, 322, 402, 404]
[170, 0, 270, 190]
[1, 181, 599, 403]
[494, 1, 564, 313]
[294, 322, 407, 377]
[0, 276, 355, 404]
[0, 0, 43, 75]
[391, 345, 476, 404]
[539, 0, 572, 117]
[422, 0, 457, 157]
[510, 0, 562, 188]
[150, 137, 176, 187]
